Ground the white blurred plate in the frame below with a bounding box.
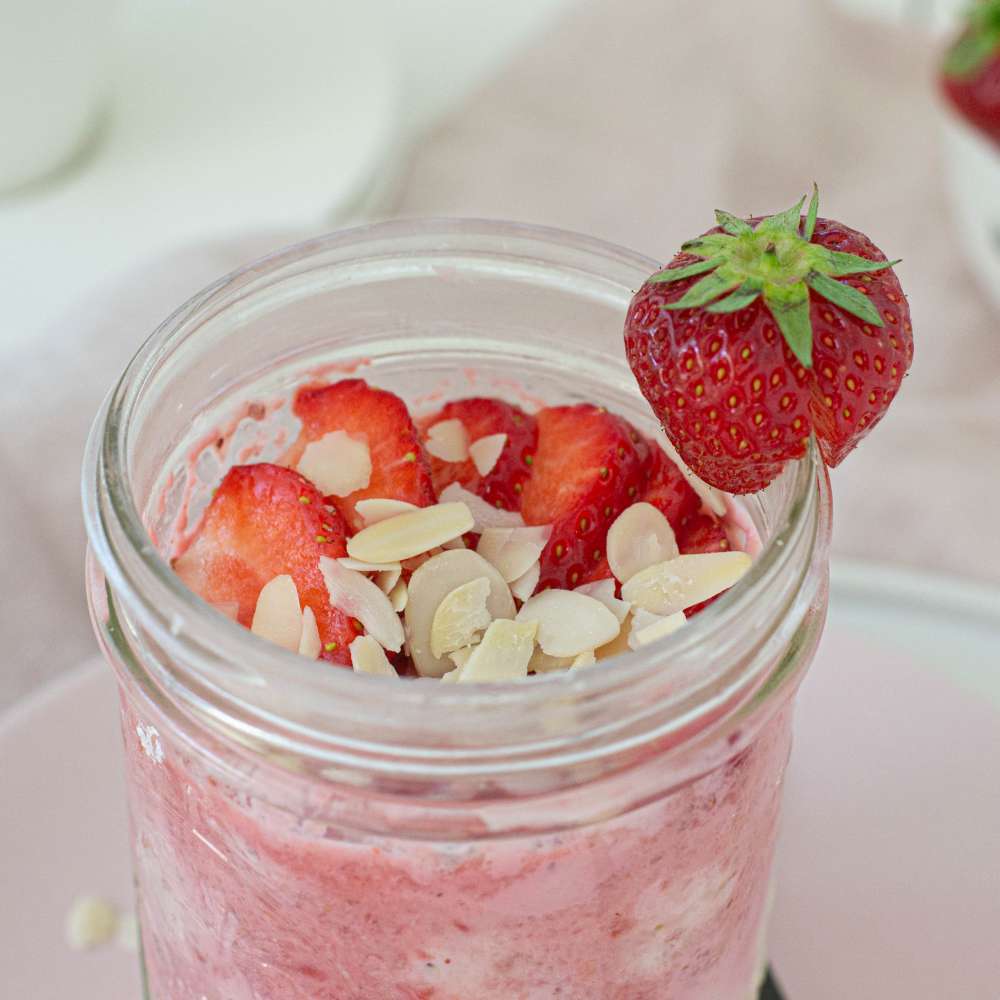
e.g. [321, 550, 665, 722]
[0, 0, 399, 353]
[2, 560, 998, 999]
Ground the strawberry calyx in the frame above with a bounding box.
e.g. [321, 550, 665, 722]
[649, 187, 900, 369]
[943, 0, 1000, 79]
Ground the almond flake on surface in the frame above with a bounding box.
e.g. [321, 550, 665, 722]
[606, 502, 679, 583]
[468, 433, 507, 476]
[439, 482, 525, 530]
[405, 549, 516, 677]
[570, 649, 597, 669]
[349, 635, 398, 677]
[440, 666, 462, 683]
[425, 418, 470, 462]
[431, 577, 493, 657]
[449, 646, 476, 669]
[355, 498, 419, 526]
[295, 430, 371, 497]
[338, 557, 402, 574]
[595, 612, 634, 661]
[388, 579, 409, 612]
[250, 575, 303, 652]
[298, 606, 322, 658]
[573, 578, 630, 623]
[347, 502, 474, 563]
[516, 589, 621, 658]
[457, 619, 537, 683]
[655, 433, 727, 517]
[319, 556, 405, 652]
[629, 609, 687, 650]
[528, 646, 575, 674]
[509, 561, 541, 602]
[476, 525, 552, 583]
[375, 566, 403, 594]
[621, 551, 752, 617]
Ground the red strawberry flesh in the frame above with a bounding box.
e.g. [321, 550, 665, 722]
[173, 463, 356, 663]
[283, 379, 436, 531]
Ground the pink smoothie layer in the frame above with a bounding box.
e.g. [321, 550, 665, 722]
[120, 692, 791, 1000]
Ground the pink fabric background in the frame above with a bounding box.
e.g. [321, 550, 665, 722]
[1, 0, 996, 707]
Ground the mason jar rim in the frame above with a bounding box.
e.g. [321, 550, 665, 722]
[82, 218, 829, 780]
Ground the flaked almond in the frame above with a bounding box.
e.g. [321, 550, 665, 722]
[405, 549, 515, 677]
[425, 418, 470, 462]
[388, 579, 408, 612]
[347, 502, 474, 563]
[595, 612, 633, 662]
[628, 609, 687, 650]
[349, 635, 398, 677]
[516, 589, 621, 657]
[655, 433, 727, 517]
[375, 566, 403, 594]
[528, 647, 575, 674]
[439, 482, 525, 530]
[571, 649, 596, 669]
[296, 430, 371, 497]
[251, 575, 302, 652]
[430, 577, 493, 657]
[355, 498, 419, 526]
[319, 556, 405, 652]
[509, 561, 541, 602]
[573, 578, 630, 623]
[621, 551, 752, 616]
[606, 502, 679, 583]
[449, 645, 476, 669]
[440, 666, 462, 683]
[298, 605, 322, 658]
[476, 525, 551, 583]
[468, 433, 507, 476]
[457, 619, 537, 683]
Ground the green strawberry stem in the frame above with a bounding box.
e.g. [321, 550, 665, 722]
[649, 186, 899, 369]
[944, 0, 1000, 79]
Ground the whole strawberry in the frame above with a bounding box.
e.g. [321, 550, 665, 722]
[941, 0, 1000, 145]
[624, 188, 913, 493]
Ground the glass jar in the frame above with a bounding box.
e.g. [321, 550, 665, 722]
[83, 220, 831, 1000]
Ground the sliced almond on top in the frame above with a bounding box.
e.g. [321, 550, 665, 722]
[468, 433, 507, 476]
[251, 575, 302, 652]
[388, 578, 409, 612]
[430, 577, 493, 657]
[516, 589, 621, 658]
[628, 609, 687, 650]
[350, 635, 398, 677]
[457, 619, 537, 683]
[375, 566, 403, 594]
[405, 549, 516, 677]
[319, 556, 405, 652]
[347, 502, 474, 564]
[298, 605, 322, 658]
[295, 430, 372, 497]
[606, 502, 679, 584]
[528, 646, 575, 674]
[438, 483, 525, 530]
[570, 649, 596, 669]
[440, 666, 462, 683]
[621, 551, 752, 617]
[509, 561, 541, 602]
[476, 525, 551, 583]
[449, 645, 477, 669]
[573, 578, 630, 624]
[425, 419, 470, 462]
[595, 612, 633, 662]
[355, 498, 419, 526]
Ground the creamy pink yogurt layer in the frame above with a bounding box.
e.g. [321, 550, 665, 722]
[120, 691, 790, 1000]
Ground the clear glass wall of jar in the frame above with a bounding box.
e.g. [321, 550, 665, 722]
[83, 221, 831, 1000]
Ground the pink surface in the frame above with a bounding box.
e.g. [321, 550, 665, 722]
[771, 632, 1000, 997]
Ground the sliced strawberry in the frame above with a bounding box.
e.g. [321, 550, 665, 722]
[676, 512, 730, 554]
[521, 404, 647, 589]
[640, 441, 701, 528]
[173, 463, 355, 664]
[283, 379, 436, 532]
[418, 397, 537, 512]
